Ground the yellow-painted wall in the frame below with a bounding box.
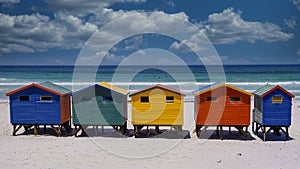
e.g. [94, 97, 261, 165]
[131, 88, 184, 125]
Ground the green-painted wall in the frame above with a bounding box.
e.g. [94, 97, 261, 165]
[72, 86, 127, 126]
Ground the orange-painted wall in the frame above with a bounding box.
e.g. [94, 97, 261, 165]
[60, 95, 71, 123]
[195, 86, 250, 126]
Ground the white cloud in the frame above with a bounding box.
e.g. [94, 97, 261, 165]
[165, 0, 175, 7]
[169, 41, 191, 53]
[0, 13, 98, 55]
[0, 0, 19, 3]
[284, 16, 297, 29]
[0, 0, 19, 8]
[297, 50, 300, 55]
[44, 0, 146, 17]
[293, 0, 300, 11]
[201, 8, 293, 44]
[77, 51, 125, 65]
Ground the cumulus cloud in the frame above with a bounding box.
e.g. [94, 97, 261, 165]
[169, 41, 191, 53]
[201, 8, 293, 44]
[44, 0, 146, 16]
[284, 16, 297, 29]
[0, 13, 97, 55]
[0, 0, 19, 8]
[0, 0, 19, 3]
[293, 0, 300, 11]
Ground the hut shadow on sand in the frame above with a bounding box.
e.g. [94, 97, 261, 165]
[130, 128, 190, 139]
[197, 127, 255, 141]
[254, 131, 294, 141]
[17, 126, 74, 137]
[75, 127, 190, 139]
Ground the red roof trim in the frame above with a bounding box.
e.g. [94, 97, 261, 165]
[261, 85, 295, 98]
[129, 84, 185, 96]
[5, 83, 70, 96]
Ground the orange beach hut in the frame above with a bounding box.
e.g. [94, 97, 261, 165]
[192, 83, 253, 140]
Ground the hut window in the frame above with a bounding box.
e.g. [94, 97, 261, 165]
[230, 97, 241, 101]
[272, 96, 282, 103]
[81, 97, 92, 102]
[103, 96, 113, 102]
[19, 96, 29, 101]
[40, 96, 52, 101]
[206, 97, 217, 101]
[141, 96, 149, 103]
[166, 96, 174, 103]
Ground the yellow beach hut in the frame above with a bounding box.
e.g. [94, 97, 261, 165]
[129, 84, 185, 136]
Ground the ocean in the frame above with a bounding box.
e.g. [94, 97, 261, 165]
[0, 65, 299, 101]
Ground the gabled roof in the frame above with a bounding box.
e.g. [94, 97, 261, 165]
[129, 84, 185, 97]
[192, 82, 253, 96]
[6, 81, 71, 96]
[71, 82, 128, 96]
[99, 82, 129, 95]
[253, 84, 295, 98]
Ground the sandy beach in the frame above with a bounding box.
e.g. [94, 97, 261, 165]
[0, 101, 300, 169]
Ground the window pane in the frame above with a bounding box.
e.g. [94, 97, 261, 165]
[206, 97, 217, 101]
[19, 96, 29, 101]
[230, 97, 241, 101]
[103, 96, 113, 102]
[272, 96, 282, 103]
[141, 96, 149, 103]
[40, 96, 52, 101]
[166, 96, 174, 103]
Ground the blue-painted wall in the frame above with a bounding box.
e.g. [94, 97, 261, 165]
[9, 87, 61, 124]
[262, 89, 292, 126]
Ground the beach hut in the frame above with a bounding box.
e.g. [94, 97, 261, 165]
[5, 81, 71, 136]
[252, 84, 295, 141]
[71, 82, 129, 136]
[193, 83, 253, 140]
[129, 84, 185, 136]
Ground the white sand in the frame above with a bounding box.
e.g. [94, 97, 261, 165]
[0, 101, 300, 169]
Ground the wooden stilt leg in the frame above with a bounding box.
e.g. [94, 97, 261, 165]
[94, 126, 97, 136]
[13, 125, 16, 136]
[262, 126, 266, 141]
[155, 126, 159, 135]
[220, 126, 223, 140]
[96, 126, 98, 136]
[58, 125, 62, 137]
[286, 127, 289, 141]
[102, 126, 104, 134]
[245, 127, 249, 138]
[134, 126, 137, 138]
[196, 125, 199, 138]
[255, 123, 259, 135]
[44, 125, 46, 133]
[34, 125, 38, 136]
[229, 126, 231, 134]
[216, 126, 219, 136]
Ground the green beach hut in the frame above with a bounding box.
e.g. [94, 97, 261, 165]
[71, 82, 129, 136]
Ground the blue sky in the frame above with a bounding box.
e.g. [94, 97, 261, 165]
[0, 0, 300, 65]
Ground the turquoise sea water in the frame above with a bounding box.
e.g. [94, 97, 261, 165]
[0, 65, 299, 101]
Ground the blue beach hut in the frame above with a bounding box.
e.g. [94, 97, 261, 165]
[6, 81, 71, 136]
[252, 84, 295, 141]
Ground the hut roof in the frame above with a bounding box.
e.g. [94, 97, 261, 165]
[129, 84, 185, 97]
[99, 82, 129, 95]
[71, 82, 129, 96]
[253, 84, 295, 98]
[192, 82, 253, 96]
[6, 81, 71, 96]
